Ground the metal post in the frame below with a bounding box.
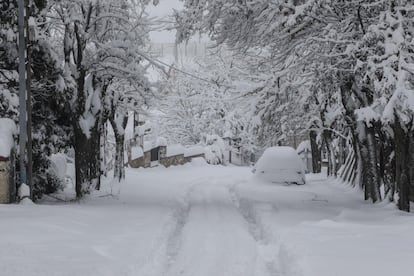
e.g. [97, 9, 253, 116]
[18, 0, 27, 194]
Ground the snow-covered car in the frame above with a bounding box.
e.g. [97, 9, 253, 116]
[252, 146, 306, 185]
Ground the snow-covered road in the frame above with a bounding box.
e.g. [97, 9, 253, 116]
[1, 162, 414, 276]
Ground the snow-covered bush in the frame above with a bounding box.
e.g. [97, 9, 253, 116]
[204, 135, 226, 165]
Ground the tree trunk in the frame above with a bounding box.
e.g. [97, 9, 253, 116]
[109, 115, 128, 182]
[90, 124, 101, 190]
[74, 127, 92, 198]
[309, 130, 321, 173]
[338, 137, 346, 170]
[358, 122, 381, 203]
[113, 133, 125, 181]
[394, 121, 410, 212]
[323, 130, 336, 177]
[408, 128, 414, 204]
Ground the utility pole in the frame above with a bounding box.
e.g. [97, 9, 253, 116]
[18, 0, 32, 200]
[25, 1, 33, 200]
[174, 42, 178, 63]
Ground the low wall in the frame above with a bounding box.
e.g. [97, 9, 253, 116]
[129, 148, 205, 169]
[184, 154, 205, 163]
[0, 160, 10, 203]
[129, 151, 151, 168]
[160, 154, 186, 168]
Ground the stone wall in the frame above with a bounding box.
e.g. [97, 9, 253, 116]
[160, 154, 186, 168]
[129, 151, 152, 168]
[183, 154, 205, 164]
[129, 147, 205, 169]
[0, 160, 10, 204]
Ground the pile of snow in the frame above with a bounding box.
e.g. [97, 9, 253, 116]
[0, 118, 16, 158]
[18, 183, 30, 199]
[190, 157, 207, 166]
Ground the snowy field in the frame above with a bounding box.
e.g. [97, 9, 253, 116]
[1, 161, 413, 276]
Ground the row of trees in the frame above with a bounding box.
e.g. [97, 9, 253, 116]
[176, 0, 414, 211]
[2, 0, 414, 212]
[157, 50, 254, 150]
[1, 0, 155, 199]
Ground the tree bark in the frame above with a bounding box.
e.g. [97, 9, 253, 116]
[323, 130, 336, 177]
[358, 122, 381, 203]
[109, 115, 128, 182]
[309, 130, 321, 173]
[394, 121, 410, 211]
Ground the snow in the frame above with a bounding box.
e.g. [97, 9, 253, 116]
[253, 146, 306, 184]
[296, 140, 311, 154]
[18, 183, 30, 198]
[166, 144, 185, 157]
[204, 135, 226, 164]
[143, 137, 167, 152]
[355, 107, 380, 127]
[1, 165, 413, 275]
[0, 118, 16, 158]
[49, 153, 67, 181]
[131, 146, 144, 160]
[78, 112, 96, 139]
[143, 141, 153, 151]
[183, 146, 205, 157]
[166, 144, 205, 157]
[156, 137, 167, 147]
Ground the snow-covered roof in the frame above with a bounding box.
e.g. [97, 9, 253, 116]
[184, 146, 205, 157]
[166, 144, 185, 157]
[131, 146, 144, 160]
[165, 144, 205, 158]
[0, 118, 16, 158]
[143, 137, 167, 151]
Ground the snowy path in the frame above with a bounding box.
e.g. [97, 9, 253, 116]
[165, 181, 259, 276]
[1, 163, 414, 276]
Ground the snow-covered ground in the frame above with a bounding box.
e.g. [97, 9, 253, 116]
[1, 162, 413, 276]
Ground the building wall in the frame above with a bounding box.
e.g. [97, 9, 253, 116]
[0, 160, 10, 204]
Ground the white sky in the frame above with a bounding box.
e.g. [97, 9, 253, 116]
[146, 0, 183, 43]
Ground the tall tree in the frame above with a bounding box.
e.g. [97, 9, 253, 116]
[48, 0, 152, 197]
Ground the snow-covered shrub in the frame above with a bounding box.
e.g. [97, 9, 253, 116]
[204, 135, 226, 165]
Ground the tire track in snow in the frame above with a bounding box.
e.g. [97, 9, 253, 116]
[164, 186, 193, 269]
[228, 184, 271, 243]
[134, 181, 200, 276]
[165, 178, 260, 276]
[228, 184, 281, 276]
